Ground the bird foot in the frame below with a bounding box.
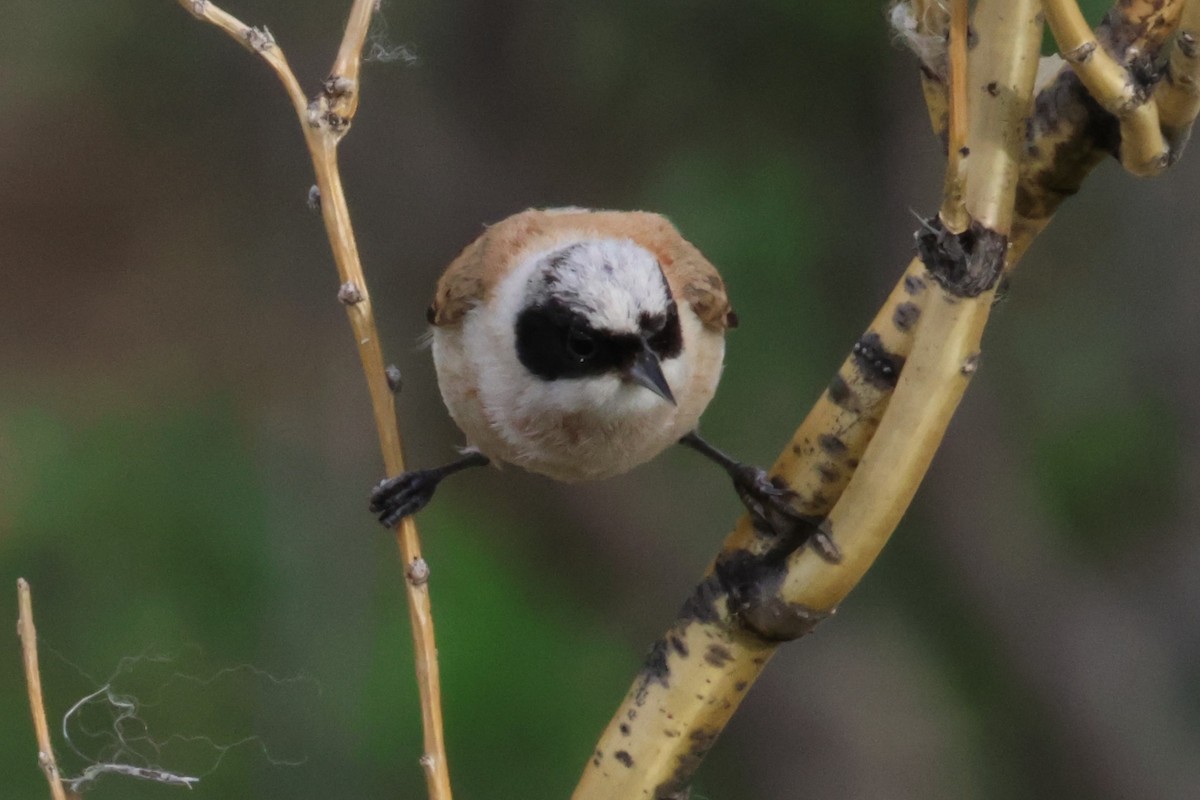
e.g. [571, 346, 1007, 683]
[731, 465, 842, 563]
[369, 470, 442, 528]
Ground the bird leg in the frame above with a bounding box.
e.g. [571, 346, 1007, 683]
[369, 450, 490, 528]
[678, 431, 841, 562]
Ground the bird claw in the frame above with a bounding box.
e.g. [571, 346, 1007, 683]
[369, 470, 440, 528]
[731, 466, 842, 563]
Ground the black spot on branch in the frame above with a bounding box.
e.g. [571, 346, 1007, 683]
[703, 644, 733, 668]
[893, 300, 921, 331]
[615, 750, 634, 768]
[903, 273, 927, 295]
[1020, 71, 1118, 224]
[915, 216, 1007, 297]
[679, 574, 723, 624]
[852, 332, 905, 388]
[826, 373, 857, 410]
[817, 433, 847, 456]
[640, 638, 671, 689]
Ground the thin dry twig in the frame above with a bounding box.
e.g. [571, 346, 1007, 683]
[940, 0, 970, 232]
[890, 0, 951, 136]
[17, 579, 69, 800]
[177, 3, 452, 798]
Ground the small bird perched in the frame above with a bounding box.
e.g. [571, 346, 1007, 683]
[371, 208, 822, 545]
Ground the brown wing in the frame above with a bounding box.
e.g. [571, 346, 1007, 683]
[428, 208, 735, 331]
[428, 209, 553, 327]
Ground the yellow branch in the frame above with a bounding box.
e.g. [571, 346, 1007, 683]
[1156, 0, 1200, 156]
[177, 3, 452, 798]
[1043, 0, 1169, 175]
[17, 579, 68, 800]
[574, 2, 1043, 795]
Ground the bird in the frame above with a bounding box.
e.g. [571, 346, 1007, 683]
[370, 207, 824, 547]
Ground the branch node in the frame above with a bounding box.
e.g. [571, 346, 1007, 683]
[325, 113, 350, 133]
[305, 100, 323, 129]
[244, 26, 276, 53]
[307, 185, 322, 212]
[407, 557, 430, 586]
[386, 365, 404, 395]
[1064, 40, 1097, 64]
[960, 352, 981, 375]
[1180, 30, 1199, 59]
[338, 281, 363, 305]
[185, 0, 207, 19]
[809, 522, 844, 563]
[324, 75, 357, 98]
[915, 217, 1007, 297]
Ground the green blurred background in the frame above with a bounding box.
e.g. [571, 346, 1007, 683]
[3, 1, 1199, 798]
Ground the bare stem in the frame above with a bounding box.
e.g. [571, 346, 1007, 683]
[177, 3, 452, 798]
[17, 579, 68, 800]
[329, 0, 377, 121]
[940, 0, 970, 232]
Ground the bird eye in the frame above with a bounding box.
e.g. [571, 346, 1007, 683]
[566, 329, 596, 360]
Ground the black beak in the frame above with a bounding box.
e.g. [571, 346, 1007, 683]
[626, 341, 676, 405]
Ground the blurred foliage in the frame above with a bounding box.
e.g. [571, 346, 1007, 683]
[2, 2, 1199, 800]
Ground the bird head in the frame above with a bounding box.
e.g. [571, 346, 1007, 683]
[513, 238, 683, 407]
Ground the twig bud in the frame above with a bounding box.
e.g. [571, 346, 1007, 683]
[307, 185, 321, 212]
[324, 75, 356, 97]
[338, 281, 363, 305]
[244, 26, 276, 52]
[385, 364, 403, 394]
[305, 100, 323, 128]
[407, 558, 430, 586]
